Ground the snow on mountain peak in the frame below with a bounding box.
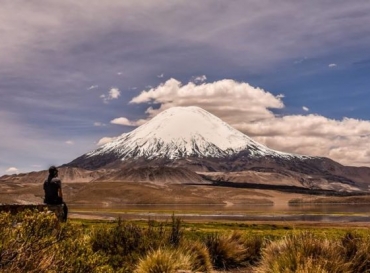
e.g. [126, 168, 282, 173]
[87, 106, 302, 160]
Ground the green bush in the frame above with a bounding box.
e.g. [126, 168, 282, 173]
[90, 218, 171, 272]
[256, 231, 351, 273]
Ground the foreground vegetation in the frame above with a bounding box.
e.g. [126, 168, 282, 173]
[1, 210, 370, 272]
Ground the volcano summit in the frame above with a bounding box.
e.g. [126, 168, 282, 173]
[65, 106, 370, 191]
[68, 106, 309, 168]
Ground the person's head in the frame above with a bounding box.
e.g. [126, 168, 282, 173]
[48, 166, 58, 177]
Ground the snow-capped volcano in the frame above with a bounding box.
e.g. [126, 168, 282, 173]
[86, 106, 297, 161]
[64, 106, 370, 191]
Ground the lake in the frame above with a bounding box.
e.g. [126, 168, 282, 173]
[68, 203, 370, 223]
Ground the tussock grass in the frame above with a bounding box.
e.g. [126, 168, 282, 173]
[134, 248, 192, 273]
[205, 231, 250, 269]
[256, 231, 351, 273]
[244, 234, 264, 266]
[180, 240, 213, 272]
[340, 231, 370, 272]
[203, 230, 264, 270]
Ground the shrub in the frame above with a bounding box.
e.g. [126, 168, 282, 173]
[0, 210, 64, 272]
[243, 234, 264, 266]
[90, 218, 168, 271]
[0, 210, 108, 273]
[256, 231, 351, 273]
[51, 229, 113, 273]
[169, 214, 183, 247]
[134, 248, 192, 273]
[181, 240, 213, 272]
[340, 231, 370, 273]
[204, 231, 250, 269]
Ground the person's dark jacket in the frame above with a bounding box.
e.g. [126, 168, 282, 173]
[43, 177, 63, 204]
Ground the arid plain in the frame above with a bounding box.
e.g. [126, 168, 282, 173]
[2, 166, 370, 226]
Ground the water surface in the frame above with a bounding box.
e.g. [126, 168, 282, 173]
[69, 203, 370, 223]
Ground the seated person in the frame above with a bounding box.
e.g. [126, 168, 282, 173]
[43, 166, 68, 222]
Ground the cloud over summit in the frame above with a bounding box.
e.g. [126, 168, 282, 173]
[130, 78, 284, 123]
[108, 78, 370, 167]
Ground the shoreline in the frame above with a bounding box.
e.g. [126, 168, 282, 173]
[68, 208, 370, 225]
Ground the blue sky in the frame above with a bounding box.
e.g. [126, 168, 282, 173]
[1, 0, 370, 175]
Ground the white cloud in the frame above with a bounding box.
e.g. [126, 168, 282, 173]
[65, 140, 74, 145]
[101, 87, 121, 103]
[239, 115, 370, 167]
[97, 137, 117, 146]
[94, 122, 105, 127]
[117, 72, 123, 75]
[87, 85, 98, 90]
[329, 63, 337, 68]
[302, 106, 309, 111]
[109, 87, 120, 99]
[111, 117, 134, 126]
[130, 78, 284, 124]
[193, 75, 207, 83]
[111, 117, 146, 127]
[6, 167, 19, 174]
[157, 73, 164, 78]
[124, 78, 370, 167]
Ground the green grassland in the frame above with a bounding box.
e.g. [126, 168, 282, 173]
[72, 217, 369, 238]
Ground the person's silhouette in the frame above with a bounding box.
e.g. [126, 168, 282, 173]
[43, 166, 68, 221]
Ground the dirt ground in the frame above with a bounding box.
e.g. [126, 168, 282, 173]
[3, 180, 370, 229]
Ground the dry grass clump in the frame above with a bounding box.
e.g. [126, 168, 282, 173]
[134, 248, 192, 273]
[256, 231, 351, 273]
[205, 231, 255, 269]
[181, 240, 213, 272]
[340, 231, 370, 273]
[243, 234, 264, 266]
